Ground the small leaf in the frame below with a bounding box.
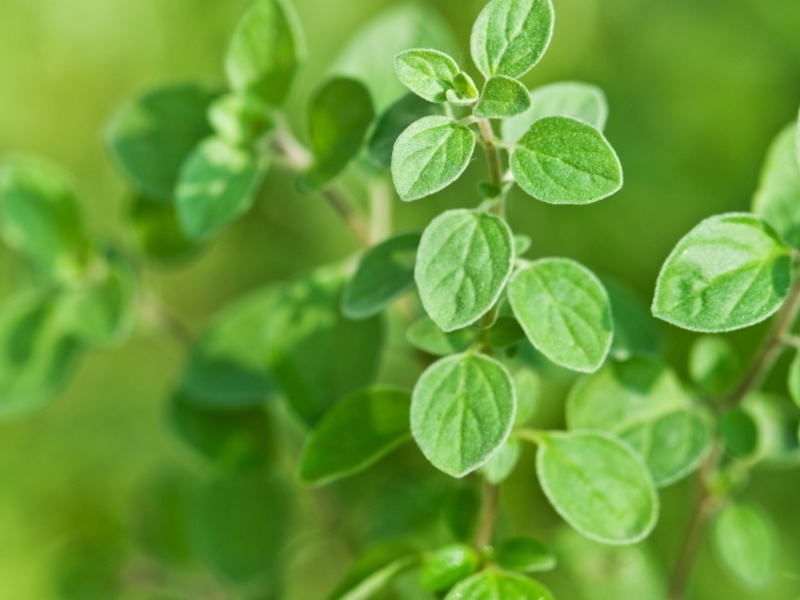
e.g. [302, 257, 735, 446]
[225, 0, 305, 106]
[720, 407, 758, 459]
[411, 352, 515, 477]
[420, 544, 480, 591]
[480, 439, 521, 484]
[127, 193, 200, 265]
[484, 316, 526, 350]
[106, 82, 219, 200]
[368, 94, 441, 169]
[343, 232, 420, 319]
[474, 76, 531, 119]
[652, 213, 792, 332]
[176, 137, 265, 240]
[713, 503, 778, 589]
[445, 569, 554, 600]
[392, 116, 476, 202]
[395, 49, 461, 103]
[511, 116, 623, 204]
[208, 92, 274, 147]
[536, 431, 658, 544]
[742, 392, 800, 466]
[495, 537, 557, 573]
[443, 486, 481, 542]
[470, 0, 555, 79]
[416, 209, 514, 331]
[788, 351, 800, 408]
[406, 317, 476, 356]
[299, 78, 375, 191]
[601, 276, 663, 360]
[329, 542, 420, 600]
[688, 336, 740, 395]
[514, 234, 532, 255]
[513, 370, 540, 425]
[450, 72, 480, 104]
[502, 81, 608, 142]
[300, 388, 411, 485]
[508, 258, 612, 373]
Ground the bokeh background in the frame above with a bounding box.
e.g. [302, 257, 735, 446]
[1, 0, 800, 598]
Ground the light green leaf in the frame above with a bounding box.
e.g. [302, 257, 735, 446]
[713, 503, 778, 589]
[470, 0, 555, 79]
[688, 335, 740, 395]
[416, 209, 514, 331]
[127, 193, 200, 265]
[495, 537, 556, 573]
[329, 542, 420, 600]
[502, 82, 608, 142]
[176, 137, 265, 240]
[789, 351, 800, 408]
[208, 92, 274, 147]
[508, 258, 612, 373]
[514, 234, 532, 255]
[448, 72, 481, 105]
[511, 116, 623, 204]
[480, 439, 521, 484]
[392, 116, 476, 202]
[225, 0, 304, 106]
[300, 388, 411, 485]
[368, 94, 441, 169]
[0, 156, 90, 279]
[445, 569, 554, 600]
[474, 76, 531, 119]
[406, 317, 477, 356]
[299, 78, 375, 191]
[601, 276, 663, 360]
[395, 49, 462, 103]
[742, 392, 800, 466]
[752, 123, 800, 250]
[513, 370, 540, 425]
[343, 232, 420, 319]
[652, 213, 792, 332]
[536, 431, 658, 544]
[411, 352, 515, 477]
[420, 544, 480, 592]
[106, 82, 219, 200]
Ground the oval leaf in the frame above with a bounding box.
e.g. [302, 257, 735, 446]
[420, 544, 480, 591]
[495, 537, 557, 573]
[208, 92, 274, 147]
[474, 75, 531, 119]
[406, 317, 477, 356]
[395, 49, 462, 103]
[411, 353, 516, 477]
[713, 503, 778, 589]
[480, 439, 521, 485]
[368, 94, 442, 169]
[445, 569, 554, 600]
[652, 213, 792, 332]
[688, 335, 740, 395]
[127, 193, 200, 265]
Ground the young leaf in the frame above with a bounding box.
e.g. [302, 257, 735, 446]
[508, 258, 613, 373]
[536, 431, 658, 544]
[652, 213, 792, 332]
[470, 0, 555, 79]
[495, 537, 557, 573]
[688, 335, 740, 395]
[208, 92, 274, 147]
[789, 351, 800, 408]
[713, 503, 778, 589]
[369, 94, 441, 169]
[299, 78, 375, 191]
[742, 392, 800, 466]
[420, 544, 480, 591]
[720, 407, 758, 459]
[445, 569, 554, 600]
[416, 209, 514, 331]
[510, 116, 623, 204]
[342, 232, 420, 319]
[480, 439, 521, 484]
[601, 276, 662, 360]
[329, 542, 420, 600]
[406, 317, 477, 356]
[176, 137, 265, 240]
[106, 82, 219, 200]
[474, 76, 531, 119]
[502, 81, 608, 142]
[0, 157, 90, 279]
[395, 49, 462, 103]
[127, 193, 200, 265]
[411, 353, 515, 477]
[448, 72, 481, 105]
[299, 388, 411, 485]
[392, 116, 476, 202]
[225, 0, 305, 106]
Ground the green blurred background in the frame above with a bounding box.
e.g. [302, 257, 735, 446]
[1, 0, 800, 598]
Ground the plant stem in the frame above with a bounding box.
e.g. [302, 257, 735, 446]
[140, 293, 195, 347]
[477, 119, 506, 218]
[474, 481, 500, 550]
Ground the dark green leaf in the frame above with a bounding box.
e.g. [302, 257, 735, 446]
[602, 276, 662, 360]
[720, 407, 758, 459]
[443, 486, 481, 543]
[420, 544, 480, 591]
[127, 193, 200, 265]
[688, 336, 740, 395]
[368, 94, 441, 169]
[474, 76, 531, 119]
[495, 537, 556, 573]
[406, 317, 476, 356]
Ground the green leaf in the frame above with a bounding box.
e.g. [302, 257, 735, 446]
[688, 335, 740, 395]
[652, 213, 792, 332]
[502, 81, 608, 142]
[411, 352, 515, 477]
[208, 92, 274, 147]
[225, 0, 304, 106]
[127, 193, 200, 265]
[752, 122, 800, 250]
[106, 82, 219, 200]
[445, 569, 554, 600]
[720, 407, 758, 459]
[448, 72, 481, 105]
[788, 351, 800, 408]
[713, 503, 778, 589]
[567, 357, 711, 486]
[536, 431, 658, 544]
[508, 258, 612, 373]
[513, 370, 540, 425]
[395, 49, 462, 103]
[0, 156, 90, 279]
[514, 234, 532, 255]
[495, 537, 556, 573]
[443, 486, 481, 543]
[416, 209, 514, 331]
[742, 392, 800, 466]
[470, 0, 555, 79]
[300, 388, 411, 485]
[480, 438, 521, 484]
[484, 316, 526, 350]
[510, 116, 623, 204]
[0, 293, 82, 418]
[176, 137, 265, 240]
[392, 116, 476, 202]
[299, 78, 375, 191]
[343, 232, 420, 319]
[328, 541, 420, 600]
[406, 317, 476, 356]
[601, 276, 663, 360]
[474, 76, 531, 119]
[420, 544, 480, 591]
[368, 94, 441, 169]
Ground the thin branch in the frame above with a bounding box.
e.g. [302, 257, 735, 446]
[140, 294, 195, 348]
[474, 481, 500, 550]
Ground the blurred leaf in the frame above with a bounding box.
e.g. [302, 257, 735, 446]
[208, 92, 275, 147]
[420, 544, 479, 591]
[368, 94, 441, 169]
[329, 541, 420, 600]
[484, 316, 526, 350]
[494, 537, 556, 573]
[300, 388, 411, 485]
[176, 137, 265, 240]
[601, 276, 662, 360]
[514, 234, 532, 255]
[713, 503, 778, 589]
[127, 193, 200, 265]
[536, 431, 658, 544]
[445, 569, 554, 600]
[788, 351, 800, 408]
[106, 82, 219, 200]
[395, 49, 462, 103]
[720, 407, 758, 459]
[443, 486, 481, 543]
[225, 0, 305, 107]
[743, 392, 800, 466]
[137, 471, 195, 566]
[652, 213, 792, 333]
[688, 335, 740, 395]
[513, 369, 540, 425]
[411, 352, 515, 477]
[406, 317, 476, 356]
[474, 76, 531, 119]
[480, 438, 521, 484]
